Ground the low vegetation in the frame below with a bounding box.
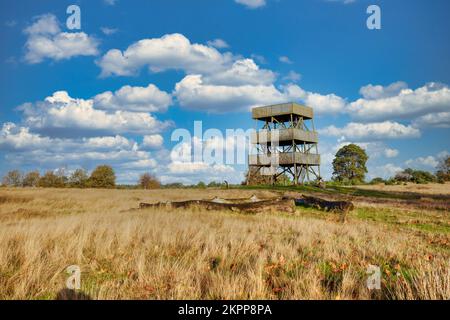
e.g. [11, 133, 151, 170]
[0, 186, 448, 300]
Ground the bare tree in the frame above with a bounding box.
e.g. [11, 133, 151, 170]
[139, 173, 161, 189]
[436, 155, 450, 182]
[2, 170, 23, 187]
[69, 169, 89, 188]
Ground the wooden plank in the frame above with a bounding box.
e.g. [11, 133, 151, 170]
[252, 103, 313, 120]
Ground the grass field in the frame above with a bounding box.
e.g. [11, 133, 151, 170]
[355, 182, 450, 195]
[0, 185, 449, 300]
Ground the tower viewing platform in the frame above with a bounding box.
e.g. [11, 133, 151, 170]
[247, 102, 321, 185]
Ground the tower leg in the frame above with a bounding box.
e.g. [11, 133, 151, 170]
[294, 164, 299, 185]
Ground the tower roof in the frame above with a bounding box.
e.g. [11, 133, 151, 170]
[252, 102, 313, 121]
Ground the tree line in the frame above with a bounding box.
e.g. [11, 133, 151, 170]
[1, 165, 162, 189]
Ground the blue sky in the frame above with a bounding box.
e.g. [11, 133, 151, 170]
[0, 0, 449, 184]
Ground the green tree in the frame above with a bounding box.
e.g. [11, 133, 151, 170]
[89, 165, 116, 188]
[163, 182, 184, 188]
[38, 171, 66, 188]
[196, 181, 206, 189]
[332, 144, 368, 184]
[2, 170, 23, 187]
[395, 168, 436, 184]
[139, 173, 160, 189]
[207, 181, 221, 188]
[195, 181, 206, 189]
[69, 169, 89, 188]
[22, 171, 40, 187]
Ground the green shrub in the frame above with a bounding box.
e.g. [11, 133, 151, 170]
[394, 168, 436, 184]
[196, 181, 206, 189]
[370, 177, 385, 185]
[89, 165, 116, 188]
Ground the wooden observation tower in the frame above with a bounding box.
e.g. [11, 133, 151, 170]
[248, 102, 321, 185]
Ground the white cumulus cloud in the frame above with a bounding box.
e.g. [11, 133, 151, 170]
[97, 33, 234, 77]
[94, 84, 172, 113]
[412, 112, 450, 128]
[348, 82, 450, 121]
[174, 75, 347, 113]
[283, 84, 347, 114]
[142, 134, 164, 149]
[18, 91, 171, 137]
[319, 121, 420, 140]
[405, 156, 439, 169]
[24, 14, 99, 64]
[359, 81, 408, 100]
[174, 74, 285, 112]
[0, 122, 51, 150]
[203, 58, 276, 86]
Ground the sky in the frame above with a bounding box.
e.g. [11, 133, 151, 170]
[0, 0, 449, 184]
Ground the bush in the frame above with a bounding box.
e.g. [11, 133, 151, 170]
[22, 171, 40, 187]
[89, 165, 116, 188]
[2, 170, 23, 187]
[394, 172, 412, 182]
[370, 177, 385, 185]
[384, 178, 397, 186]
[38, 171, 67, 188]
[394, 168, 436, 184]
[207, 181, 223, 188]
[436, 171, 447, 182]
[139, 173, 160, 189]
[196, 181, 206, 189]
[414, 171, 436, 184]
[162, 183, 185, 189]
[69, 169, 89, 188]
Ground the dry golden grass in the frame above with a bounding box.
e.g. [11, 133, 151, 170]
[356, 182, 450, 196]
[0, 188, 448, 300]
